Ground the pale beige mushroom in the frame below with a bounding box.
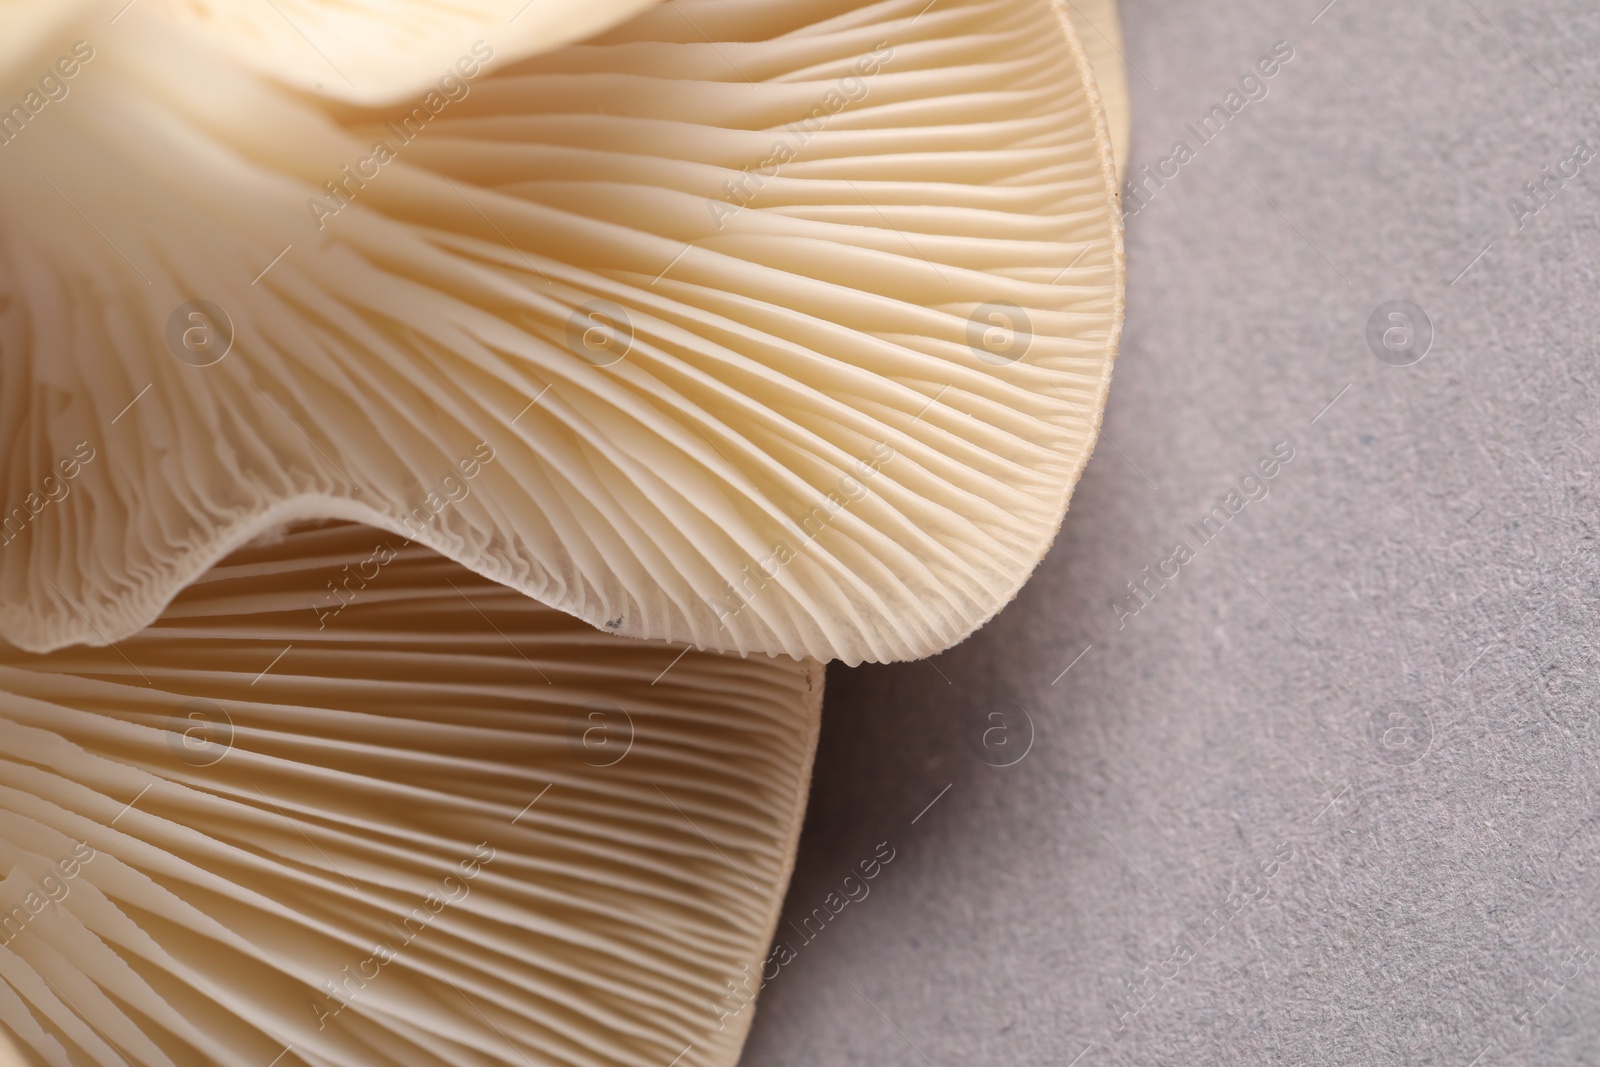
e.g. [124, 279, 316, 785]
[0, 521, 821, 1066]
[0, 0, 1122, 667]
[0, 1, 1128, 1059]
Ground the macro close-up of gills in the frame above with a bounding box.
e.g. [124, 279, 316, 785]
[0, 0, 1125, 1064]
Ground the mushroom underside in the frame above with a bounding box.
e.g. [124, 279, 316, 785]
[0, 0, 1123, 666]
[0, 521, 822, 1067]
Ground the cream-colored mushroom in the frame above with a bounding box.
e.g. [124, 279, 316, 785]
[0, 520, 821, 1066]
[0, 0, 1122, 667]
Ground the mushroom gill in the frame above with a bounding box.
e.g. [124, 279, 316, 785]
[0, 0, 1123, 667]
[0, 521, 821, 1066]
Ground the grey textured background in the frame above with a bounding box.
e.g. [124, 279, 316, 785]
[744, 0, 1600, 1064]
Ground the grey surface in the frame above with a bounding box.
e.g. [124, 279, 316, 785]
[743, 1, 1600, 1064]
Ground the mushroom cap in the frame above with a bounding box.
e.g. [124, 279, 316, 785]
[1063, 0, 1131, 182]
[0, 521, 821, 1066]
[0, 0, 1122, 666]
[143, 0, 662, 105]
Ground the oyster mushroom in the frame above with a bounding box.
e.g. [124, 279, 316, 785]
[0, 521, 821, 1066]
[0, 0, 1123, 667]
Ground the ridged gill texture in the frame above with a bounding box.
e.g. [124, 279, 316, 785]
[0, 0, 1122, 666]
[0, 521, 822, 1067]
